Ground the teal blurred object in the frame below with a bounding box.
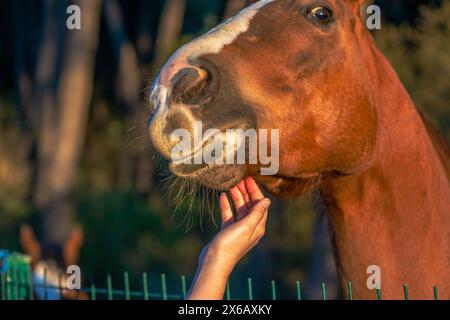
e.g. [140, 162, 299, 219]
[0, 250, 32, 300]
[0, 250, 9, 273]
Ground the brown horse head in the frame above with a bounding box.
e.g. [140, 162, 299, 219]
[149, 0, 379, 195]
[149, 0, 450, 299]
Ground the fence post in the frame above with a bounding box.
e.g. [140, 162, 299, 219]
[107, 273, 113, 300]
[296, 281, 302, 301]
[247, 278, 253, 300]
[403, 284, 409, 300]
[225, 281, 231, 300]
[90, 283, 96, 300]
[26, 265, 33, 300]
[433, 285, 439, 300]
[181, 275, 187, 299]
[321, 283, 326, 301]
[376, 288, 381, 300]
[6, 264, 11, 300]
[142, 272, 149, 300]
[43, 268, 48, 300]
[14, 266, 19, 300]
[1, 271, 5, 300]
[124, 272, 130, 300]
[271, 280, 277, 300]
[161, 273, 168, 300]
[347, 282, 353, 300]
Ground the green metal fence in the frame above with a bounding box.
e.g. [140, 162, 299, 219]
[0, 251, 442, 300]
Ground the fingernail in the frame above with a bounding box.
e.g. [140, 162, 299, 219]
[261, 198, 271, 208]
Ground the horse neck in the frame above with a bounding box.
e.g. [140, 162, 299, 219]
[320, 47, 450, 299]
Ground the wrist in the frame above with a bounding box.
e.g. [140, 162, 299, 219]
[201, 246, 234, 278]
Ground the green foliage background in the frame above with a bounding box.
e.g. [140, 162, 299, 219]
[376, 1, 450, 140]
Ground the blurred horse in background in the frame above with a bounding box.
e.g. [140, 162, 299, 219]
[20, 224, 88, 300]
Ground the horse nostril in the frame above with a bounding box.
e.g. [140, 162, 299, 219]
[171, 67, 216, 105]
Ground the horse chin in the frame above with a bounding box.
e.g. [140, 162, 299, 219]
[255, 174, 324, 199]
[169, 162, 246, 190]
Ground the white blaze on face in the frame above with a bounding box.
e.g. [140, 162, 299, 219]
[149, 0, 274, 157]
[149, 82, 170, 155]
[150, 0, 275, 109]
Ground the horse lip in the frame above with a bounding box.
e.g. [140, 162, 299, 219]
[170, 126, 239, 165]
[169, 141, 242, 177]
[170, 161, 245, 191]
[170, 142, 205, 164]
[169, 161, 210, 177]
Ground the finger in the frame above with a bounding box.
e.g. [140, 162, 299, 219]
[230, 185, 246, 212]
[237, 180, 251, 207]
[219, 193, 235, 228]
[236, 181, 251, 220]
[238, 198, 271, 233]
[245, 176, 265, 202]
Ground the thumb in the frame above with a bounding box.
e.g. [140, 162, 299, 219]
[239, 198, 271, 229]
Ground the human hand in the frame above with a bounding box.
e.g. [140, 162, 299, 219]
[188, 177, 271, 299]
[201, 177, 271, 276]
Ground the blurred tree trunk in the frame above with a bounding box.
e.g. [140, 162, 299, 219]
[107, 0, 187, 195]
[34, 0, 102, 246]
[104, 0, 155, 195]
[33, 0, 65, 214]
[12, 0, 43, 202]
[224, 0, 246, 18]
[136, 0, 155, 75]
[104, 0, 140, 111]
[153, 0, 186, 70]
[13, 0, 33, 133]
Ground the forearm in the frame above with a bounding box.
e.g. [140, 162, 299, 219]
[186, 256, 232, 300]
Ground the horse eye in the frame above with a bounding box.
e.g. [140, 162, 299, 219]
[245, 0, 259, 6]
[308, 7, 333, 25]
